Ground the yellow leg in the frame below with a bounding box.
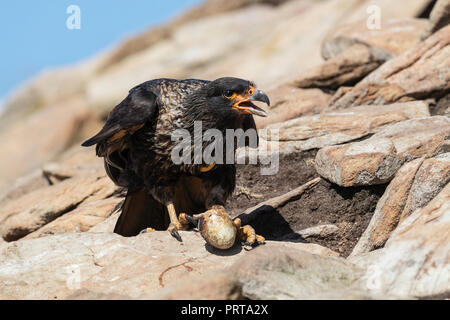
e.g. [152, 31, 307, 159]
[140, 227, 156, 234]
[233, 218, 265, 248]
[166, 203, 190, 242]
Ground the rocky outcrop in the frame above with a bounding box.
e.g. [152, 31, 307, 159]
[0, 231, 341, 300]
[314, 116, 450, 187]
[22, 197, 123, 240]
[263, 100, 430, 152]
[254, 84, 331, 128]
[0, 0, 435, 190]
[330, 24, 450, 109]
[321, 18, 429, 60]
[352, 184, 450, 298]
[0, 97, 98, 190]
[351, 153, 450, 255]
[0, 175, 118, 241]
[423, 0, 450, 37]
[298, 18, 429, 89]
[294, 44, 385, 89]
[0, 146, 121, 242]
[1, 0, 448, 301]
[230, 245, 362, 300]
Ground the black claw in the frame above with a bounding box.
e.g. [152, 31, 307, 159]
[170, 228, 183, 242]
[242, 240, 260, 250]
[184, 214, 198, 227]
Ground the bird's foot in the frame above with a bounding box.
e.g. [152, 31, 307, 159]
[179, 213, 198, 228]
[139, 227, 156, 234]
[167, 216, 191, 242]
[168, 223, 182, 242]
[233, 218, 265, 250]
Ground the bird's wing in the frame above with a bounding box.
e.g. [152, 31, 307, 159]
[81, 83, 160, 187]
[82, 84, 159, 149]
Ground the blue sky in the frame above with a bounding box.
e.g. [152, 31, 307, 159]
[0, 0, 201, 100]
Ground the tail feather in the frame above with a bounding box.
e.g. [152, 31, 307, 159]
[114, 189, 168, 236]
[81, 125, 120, 147]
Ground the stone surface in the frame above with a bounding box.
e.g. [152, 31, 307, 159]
[0, 175, 118, 241]
[354, 183, 450, 298]
[315, 116, 450, 186]
[23, 197, 123, 240]
[352, 153, 450, 255]
[0, 0, 433, 189]
[330, 25, 450, 109]
[88, 211, 121, 233]
[0, 231, 341, 299]
[0, 0, 445, 301]
[231, 245, 362, 299]
[0, 169, 49, 206]
[294, 44, 384, 89]
[86, 0, 431, 116]
[322, 18, 429, 60]
[145, 270, 244, 300]
[0, 97, 96, 190]
[263, 101, 430, 152]
[296, 224, 340, 239]
[350, 158, 425, 255]
[42, 162, 103, 184]
[254, 84, 331, 128]
[431, 92, 450, 116]
[423, 0, 450, 37]
[315, 137, 402, 187]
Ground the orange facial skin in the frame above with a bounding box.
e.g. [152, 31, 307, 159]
[226, 85, 256, 114]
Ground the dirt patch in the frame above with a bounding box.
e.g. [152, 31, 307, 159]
[228, 151, 387, 257]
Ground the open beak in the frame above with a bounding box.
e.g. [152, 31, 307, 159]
[233, 89, 270, 117]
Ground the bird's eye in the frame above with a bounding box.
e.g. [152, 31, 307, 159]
[248, 88, 254, 95]
[222, 90, 234, 99]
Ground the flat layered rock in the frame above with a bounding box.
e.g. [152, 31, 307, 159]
[263, 101, 430, 153]
[423, 0, 450, 37]
[354, 183, 450, 298]
[315, 116, 450, 186]
[23, 197, 123, 240]
[254, 84, 331, 128]
[0, 97, 95, 190]
[296, 224, 340, 239]
[322, 18, 429, 60]
[231, 245, 362, 300]
[0, 169, 49, 206]
[0, 231, 340, 299]
[330, 25, 450, 109]
[352, 153, 450, 256]
[309, 18, 429, 89]
[0, 175, 118, 241]
[294, 44, 384, 89]
[350, 158, 424, 255]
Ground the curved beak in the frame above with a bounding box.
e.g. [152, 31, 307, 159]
[250, 89, 270, 107]
[233, 89, 270, 117]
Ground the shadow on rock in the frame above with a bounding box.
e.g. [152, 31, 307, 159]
[204, 241, 243, 256]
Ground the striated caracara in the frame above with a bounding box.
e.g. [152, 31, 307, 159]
[82, 77, 270, 245]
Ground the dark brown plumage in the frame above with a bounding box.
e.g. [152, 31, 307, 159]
[82, 77, 270, 240]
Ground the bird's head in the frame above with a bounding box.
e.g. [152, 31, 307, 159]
[203, 77, 270, 118]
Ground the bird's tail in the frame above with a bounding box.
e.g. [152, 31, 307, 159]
[114, 188, 168, 236]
